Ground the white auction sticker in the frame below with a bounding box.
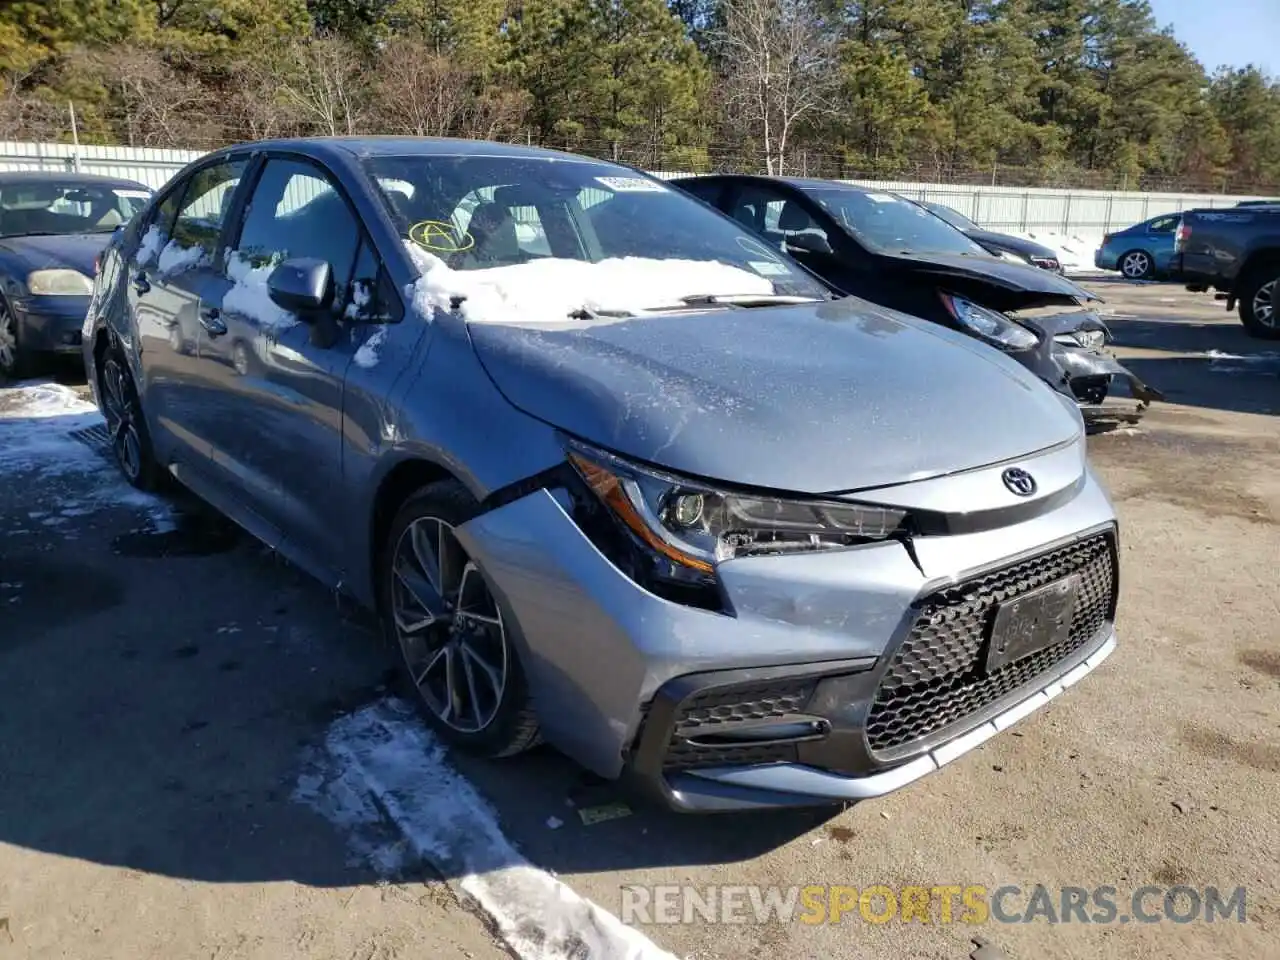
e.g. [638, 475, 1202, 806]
[117, 189, 153, 199]
[595, 176, 666, 193]
[749, 260, 789, 276]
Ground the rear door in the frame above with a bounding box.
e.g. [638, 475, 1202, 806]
[127, 157, 249, 471]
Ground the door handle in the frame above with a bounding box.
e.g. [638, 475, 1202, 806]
[133, 273, 151, 295]
[199, 308, 227, 337]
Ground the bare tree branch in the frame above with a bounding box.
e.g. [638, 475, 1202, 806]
[277, 34, 368, 137]
[712, 0, 838, 175]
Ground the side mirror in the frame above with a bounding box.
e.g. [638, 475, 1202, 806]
[785, 233, 833, 256]
[267, 257, 334, 315]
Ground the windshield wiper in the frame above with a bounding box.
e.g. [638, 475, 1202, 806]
[678, 293, 824, 307]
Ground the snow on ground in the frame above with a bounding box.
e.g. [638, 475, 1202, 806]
[297, 698, 679, 960]
[403, 241, 774, 327]
[1006, 230, 1105, 275]
[0, 381, 174, 534]
[1203, 349, 1280, 375]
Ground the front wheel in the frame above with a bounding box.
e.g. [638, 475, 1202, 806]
[99, 348, 165, 491]
[0, 296, 27, 379]
[379, 480, 541, 758]
[1238, 269, 1280, 340]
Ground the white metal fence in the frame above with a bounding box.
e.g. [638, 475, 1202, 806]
[1, 139, 1270, 236]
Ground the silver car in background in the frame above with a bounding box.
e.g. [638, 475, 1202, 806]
[83, 137, 1119, 812]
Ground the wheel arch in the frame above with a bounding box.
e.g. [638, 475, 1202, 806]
[1233, 247, 1280, 293]
[367, 455, 464, 605]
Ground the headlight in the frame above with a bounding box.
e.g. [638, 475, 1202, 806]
[565, 441, 908, 583]
[1053, 329, 1107, 350]
[27, 269, 93, 296]
[939, 293, 1040, 350]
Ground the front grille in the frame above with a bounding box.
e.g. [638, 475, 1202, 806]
[866, 532, 1115, 754]
[653, 678, 817, 771]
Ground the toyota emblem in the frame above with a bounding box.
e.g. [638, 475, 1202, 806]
[1002, 467, 1037, 497]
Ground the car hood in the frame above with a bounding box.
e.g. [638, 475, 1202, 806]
[885, 249, 1096, 308]
[966, 229, 1059, 261]
[466, 298, 1082, 494]
[0, 233, 109, 278]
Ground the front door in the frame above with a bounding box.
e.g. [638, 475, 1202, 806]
[128, 158, 249, 470]
[204, 156, 375, 580]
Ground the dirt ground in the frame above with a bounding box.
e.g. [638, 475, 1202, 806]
[1, 277, 1277, 960]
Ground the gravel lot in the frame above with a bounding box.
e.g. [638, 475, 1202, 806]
[1, 278, 1276, 960]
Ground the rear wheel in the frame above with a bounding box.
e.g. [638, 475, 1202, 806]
[379, 479, 541, 758]
[1120, 249, 1154, 280]
[1237, 267, 1280, 340]
[99, 347, 164, 491]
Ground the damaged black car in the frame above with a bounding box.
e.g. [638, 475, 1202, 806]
[673, 174, 1161, 425]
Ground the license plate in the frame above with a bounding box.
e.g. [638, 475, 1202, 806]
[985, 577, 1080, 673]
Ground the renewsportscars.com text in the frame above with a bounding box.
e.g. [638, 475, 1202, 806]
[619, 884, 1247, 926]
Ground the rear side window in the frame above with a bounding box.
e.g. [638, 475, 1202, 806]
[171, 159, 249, 257]
[1148, 216, 1179, 233]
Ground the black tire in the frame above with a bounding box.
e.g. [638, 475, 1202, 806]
[1237, 266, 1280, 340]
[1119, 249, 1155, 281]
[0, 295, 28, 380]
[378, 479, 541, 758]
[98, 346, 166, 491]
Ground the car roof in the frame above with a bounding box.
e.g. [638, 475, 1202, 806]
[0, 170, 151, 190]
[672, 173, 885, 197]
[201, 136, 611, 167]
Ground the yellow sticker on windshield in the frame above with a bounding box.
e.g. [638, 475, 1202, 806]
[409, 220, 474, 253]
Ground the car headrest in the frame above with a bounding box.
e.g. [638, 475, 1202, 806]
[778, 202, 811, 232]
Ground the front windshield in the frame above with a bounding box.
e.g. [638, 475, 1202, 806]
[363, 155, 829, 301]
[812, 189, 989, 257]
[923, 202, 978, 232]
[0, 181, 151, 238]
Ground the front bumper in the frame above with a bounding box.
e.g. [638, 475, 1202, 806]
[12, 295, 91, 355]
[652, 632, 1115, 811]
[455, 451, 1121, 812]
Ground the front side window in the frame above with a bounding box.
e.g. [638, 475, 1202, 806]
[232, 158, 362, 310]
[812, 189, 989, 257]
[1148, 216, 1178, 233]
[0, 180, 153, 238]
[363, 155, 829, 300]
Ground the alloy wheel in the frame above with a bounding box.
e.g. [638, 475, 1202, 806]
[390, 516, 509, 733]
[1121, 251, 1151, 279]
[0, 301, 16, 374]
[1253, 279, 1276, 329]
[101, 357, 144, 481]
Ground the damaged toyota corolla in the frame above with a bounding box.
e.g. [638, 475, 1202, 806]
[84, 138, 1120, 812]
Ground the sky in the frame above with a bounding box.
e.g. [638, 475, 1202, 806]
[1147, 0, 1277, 75]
